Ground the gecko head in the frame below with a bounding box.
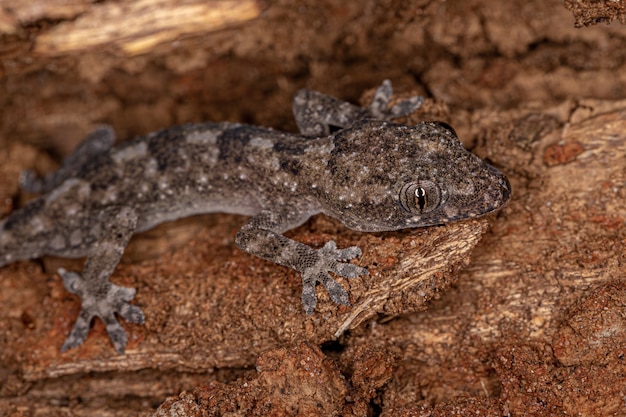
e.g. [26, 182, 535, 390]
[322, 119, 511, 231]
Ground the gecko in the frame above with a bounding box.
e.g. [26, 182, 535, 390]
[0, 80, 510, 353]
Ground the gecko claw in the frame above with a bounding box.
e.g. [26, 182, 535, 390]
[61, 308, 92, 352]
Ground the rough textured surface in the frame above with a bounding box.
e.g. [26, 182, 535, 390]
[153, 343, 348, 417]
[565, 0, 626, 27]
[1, 0, 625, 415]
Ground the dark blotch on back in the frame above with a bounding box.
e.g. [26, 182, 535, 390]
[273, 140, 307, 155]
[146, 126, 188, 171]
[280, 158, 302, 176]
[86, 156, 120, 191]
[217, 126, 253, 164]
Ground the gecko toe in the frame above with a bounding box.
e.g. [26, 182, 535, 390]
[334, 246, 362, 261]
[332, 262, 368, 278]
[104, 317, 128, 354]
[59, 268, 84, 295]
[302, 278, 318, 315]
[388, 96, 424, 118]
[61, 311, 92, 352]
[368, 79, 423, 120]
[119, 303, 145, 324]
[320, 241, 362, 261]
[112, 284, 137, 302]
[321, 274, 350, 306]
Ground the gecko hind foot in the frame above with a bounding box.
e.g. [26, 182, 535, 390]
[59, 268, 144, 354]
[301, 241, 369, 315]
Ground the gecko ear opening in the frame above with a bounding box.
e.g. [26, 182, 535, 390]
[434, 121, 457, 137]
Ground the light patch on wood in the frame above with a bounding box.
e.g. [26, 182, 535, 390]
[34, 0, 262, 56]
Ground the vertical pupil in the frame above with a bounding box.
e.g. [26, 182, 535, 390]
[415, 187, 427, 211]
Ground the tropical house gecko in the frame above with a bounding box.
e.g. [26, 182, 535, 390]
[0, 81, 510, 353]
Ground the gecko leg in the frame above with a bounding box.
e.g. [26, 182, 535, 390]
[60, 206, 144, 353]
[235, 210, 368, 314]
[292, 80, 423, 137]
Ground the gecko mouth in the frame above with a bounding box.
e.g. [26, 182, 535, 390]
[501, 175, 512, 203]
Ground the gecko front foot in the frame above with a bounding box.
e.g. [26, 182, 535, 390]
[369, 79, 424, 120]
[301, 241, 368, 315]
[59, 268, 145, 353]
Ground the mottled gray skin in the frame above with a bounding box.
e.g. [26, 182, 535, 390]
[0, 81, 510, 353]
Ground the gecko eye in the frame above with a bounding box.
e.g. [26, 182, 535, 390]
[398, 180, 442, 214]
